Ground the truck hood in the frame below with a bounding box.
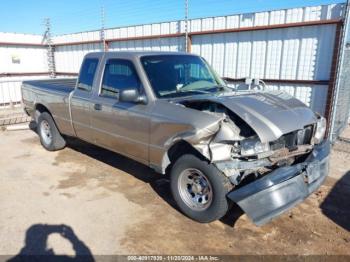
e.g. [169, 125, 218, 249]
[180, 91, 317, 143]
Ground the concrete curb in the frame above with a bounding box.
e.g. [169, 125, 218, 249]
[0, 115, 31, 127]
[5, 123, 30, 131]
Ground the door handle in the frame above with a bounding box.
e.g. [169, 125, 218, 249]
[94, 103, 102, 111]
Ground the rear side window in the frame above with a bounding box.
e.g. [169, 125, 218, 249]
[100, 59, 141, 99]
[77, 58, 99, 91]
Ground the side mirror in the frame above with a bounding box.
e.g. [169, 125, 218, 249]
[119, 88, 147, 104]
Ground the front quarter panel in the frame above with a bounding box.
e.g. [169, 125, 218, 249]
[149, 100, 223, 172]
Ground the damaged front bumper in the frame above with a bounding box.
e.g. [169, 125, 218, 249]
[227, 140, 330, 226]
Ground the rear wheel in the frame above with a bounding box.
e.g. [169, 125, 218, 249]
[170, 154, 232, 223]
[37, 112, 66, 151]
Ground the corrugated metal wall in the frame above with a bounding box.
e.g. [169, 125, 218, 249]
[327, 1, 350, 141]
[55, 43, 103, 73]
[108, 37, 185, 52]
[52, 4, 343, 43]
[190, 24, 336, 115]
[49, 3, 344, 115]
[191, 25, 335, 81]
[0, 3, 345, 117]
[330, 46, 350, 140]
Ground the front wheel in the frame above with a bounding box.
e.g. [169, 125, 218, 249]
[170, 154, 232, 223]
[37, 112, 66, 151]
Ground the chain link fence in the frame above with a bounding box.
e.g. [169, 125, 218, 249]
[332, 48, 350, 140]
[330, 47, 350, 141]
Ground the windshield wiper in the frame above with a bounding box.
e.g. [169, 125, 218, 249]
[161, 85, 227, 98]
[161, 89, 210, 98]
[192, 85, 227, 93]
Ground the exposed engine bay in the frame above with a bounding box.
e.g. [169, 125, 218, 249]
[179, 99, 324, 187]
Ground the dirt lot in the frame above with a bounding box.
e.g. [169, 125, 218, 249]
[0, 128, 349, 257]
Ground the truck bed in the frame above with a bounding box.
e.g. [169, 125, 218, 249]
[22, 78, 78, 136]
[23, 78, 77, 94]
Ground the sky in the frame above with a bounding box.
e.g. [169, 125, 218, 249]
[0, 0, 346, 36]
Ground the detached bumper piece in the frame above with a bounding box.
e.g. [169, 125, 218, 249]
[227, 140, 330, 226]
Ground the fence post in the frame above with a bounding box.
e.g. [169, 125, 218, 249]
[328, 1, 350, 142]
[44, 18, 56, 78]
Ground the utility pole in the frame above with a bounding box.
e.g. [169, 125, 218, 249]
[185, 0, 190, 52]
[100, 4, 107, 51]
[43, 18, 56, 78]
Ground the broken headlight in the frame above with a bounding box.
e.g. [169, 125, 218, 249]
[314, 117, 327, 144]
[240, 137, 270, 157]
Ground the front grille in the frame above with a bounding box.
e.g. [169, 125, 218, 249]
[270, 125, 314, 151]
[297, 125, 313, 145]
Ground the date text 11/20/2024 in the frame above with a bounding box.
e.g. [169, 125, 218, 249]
[127, 255, 220, 261]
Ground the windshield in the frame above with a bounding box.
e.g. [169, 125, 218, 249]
[141, 55, 225, 98]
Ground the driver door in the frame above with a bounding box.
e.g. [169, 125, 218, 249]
[90, 58, 150, 164]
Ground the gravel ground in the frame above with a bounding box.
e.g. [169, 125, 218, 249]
[0, 129, 349, 258]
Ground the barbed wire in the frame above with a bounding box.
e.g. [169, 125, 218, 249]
[43, 0, 336, 35]
[48, 0, 249, 34]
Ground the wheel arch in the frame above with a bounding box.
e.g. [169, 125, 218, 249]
[34, 103, 51, 121]
[162, 140, 209, 174]
[35, 103, 51, 114]
[33, 103, 64, 134]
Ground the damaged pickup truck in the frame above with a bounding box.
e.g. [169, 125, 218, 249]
[22, 52, 330, 225]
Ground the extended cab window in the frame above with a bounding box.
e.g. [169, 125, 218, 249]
[100, 59, 141, 99]
[77, 58, 98, 91]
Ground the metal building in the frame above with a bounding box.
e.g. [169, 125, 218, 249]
[0, 3, 349, 141]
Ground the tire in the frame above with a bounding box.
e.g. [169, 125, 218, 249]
[37, 112, 66, 151]
[170, 154, 233, 223]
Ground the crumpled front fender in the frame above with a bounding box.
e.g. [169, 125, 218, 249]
[160, 116, 239, 173]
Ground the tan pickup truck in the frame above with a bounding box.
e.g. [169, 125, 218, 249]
[22, 51, 330, 225]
